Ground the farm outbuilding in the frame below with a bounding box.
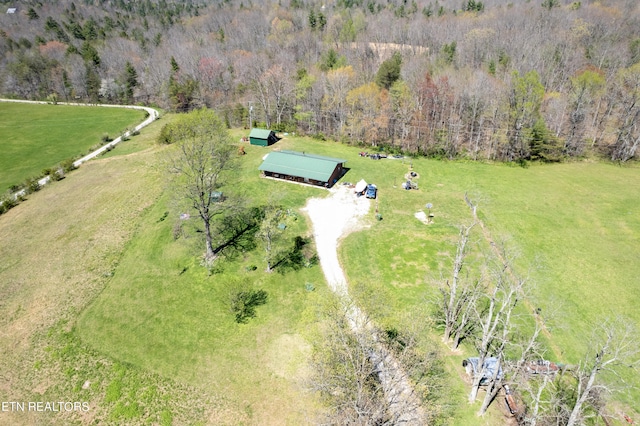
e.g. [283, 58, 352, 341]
[258, 150, 347, 188]
[249, 128, 278, 146]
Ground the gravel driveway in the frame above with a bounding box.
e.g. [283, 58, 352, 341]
[302, 185, 425, 424]
[302, 185, 370, 296]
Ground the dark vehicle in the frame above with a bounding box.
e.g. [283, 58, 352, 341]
[365, 184, 377, 199]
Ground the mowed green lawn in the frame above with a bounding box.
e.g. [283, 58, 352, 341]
[0, 102, 145, 192]
[78, 136, 331, 424]
[76, 128, 640, 421]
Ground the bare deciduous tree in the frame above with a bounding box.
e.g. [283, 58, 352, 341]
[566, 318, 640, 426]
[469, 244, 527, 411]
[438, 222, 482, 351]
[256, 204, 285, 272]
[610, 63, 640, 162]
[310, 299, 440, 425]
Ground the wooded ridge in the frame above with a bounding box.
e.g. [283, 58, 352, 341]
[1, 0, 639, 162]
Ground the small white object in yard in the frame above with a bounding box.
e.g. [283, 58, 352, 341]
[414, 211, 429, 224]
[82, 380, 91, 390]
[180, 213, 190, 220]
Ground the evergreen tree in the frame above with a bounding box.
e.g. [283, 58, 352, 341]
[320, 48, 346, 71]
[81, 41, 100, 66]
[375, 51, 402, 89]
[528, 119, 561, 162]
[27, 8, 39, 20]
[308, 9, 317, 30]
[123, 61, 138, 102]
[170, 56, 180, 73]
[317, 12, 327, 30]
[442, 41, 457, 65]
[85, 63, 100, 102]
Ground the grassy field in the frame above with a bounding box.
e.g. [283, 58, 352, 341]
[1, 105, 639, 424]
[0, 102, 145, 192]
[339, 157, 640, 412]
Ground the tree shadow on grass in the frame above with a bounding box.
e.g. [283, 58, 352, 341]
[212, 206, 264, 259]
[230, 289, 268, 323]
[273, 236, 318, 273]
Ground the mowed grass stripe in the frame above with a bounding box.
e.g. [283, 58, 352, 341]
[0, 102, 145, 192]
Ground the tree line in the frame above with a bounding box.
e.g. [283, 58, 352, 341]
[1, 0, 639, 162]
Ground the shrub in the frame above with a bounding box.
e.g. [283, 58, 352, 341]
[47, 93, 58, 104]
[25, 178, 41, 194]
[311, 132, 327, 141]
[0, 195, 18, 214]
[172, 222, 183, 240]
[61, 158, 77, 173]
[49, 168, 64, 181]
[157, 123, 174, 144]
[101, 133, 112, 143]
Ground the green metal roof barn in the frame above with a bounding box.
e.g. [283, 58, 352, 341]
[258, 150, 347, 187]
[249, 128, 278, 146]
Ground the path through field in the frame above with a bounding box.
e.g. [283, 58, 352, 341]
[303, 185, 426, 424]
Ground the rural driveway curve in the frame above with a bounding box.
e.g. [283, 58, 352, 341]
[303, 185, 426, 424]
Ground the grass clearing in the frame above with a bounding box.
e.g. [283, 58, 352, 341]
[2, 116, 639, 424]
[340, 157, 640, 414]
[0, 102, 145, 191]
[78, 136, 331, 424]
[0, 111, 220, 425]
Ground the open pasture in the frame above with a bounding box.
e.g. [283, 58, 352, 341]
[339, 155, 640, 412]
[79, 131, 640, 419]
[0, 102, 145, 191]
[1, 120, 639, 423]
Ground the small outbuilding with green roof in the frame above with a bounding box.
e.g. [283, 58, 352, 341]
[258, 150, 347, 188]
[249, 128, 279, 146]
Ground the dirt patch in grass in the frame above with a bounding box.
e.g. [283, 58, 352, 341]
[266, 333, 313, 381]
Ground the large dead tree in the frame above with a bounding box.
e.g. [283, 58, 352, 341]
[468, 244, 527, 411]
[566, 318, 640, 426]
[438, 223, 483, 350]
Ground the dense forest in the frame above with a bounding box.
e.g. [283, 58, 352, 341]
[1, 0, 639, 162]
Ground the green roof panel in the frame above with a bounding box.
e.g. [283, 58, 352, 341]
[258, 150, 346, 182]
[249, 128, 273, 139]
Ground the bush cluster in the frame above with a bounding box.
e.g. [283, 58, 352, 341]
[1, 156, 78, 216]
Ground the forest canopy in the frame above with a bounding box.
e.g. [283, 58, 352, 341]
[1, 0, 639, 162]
